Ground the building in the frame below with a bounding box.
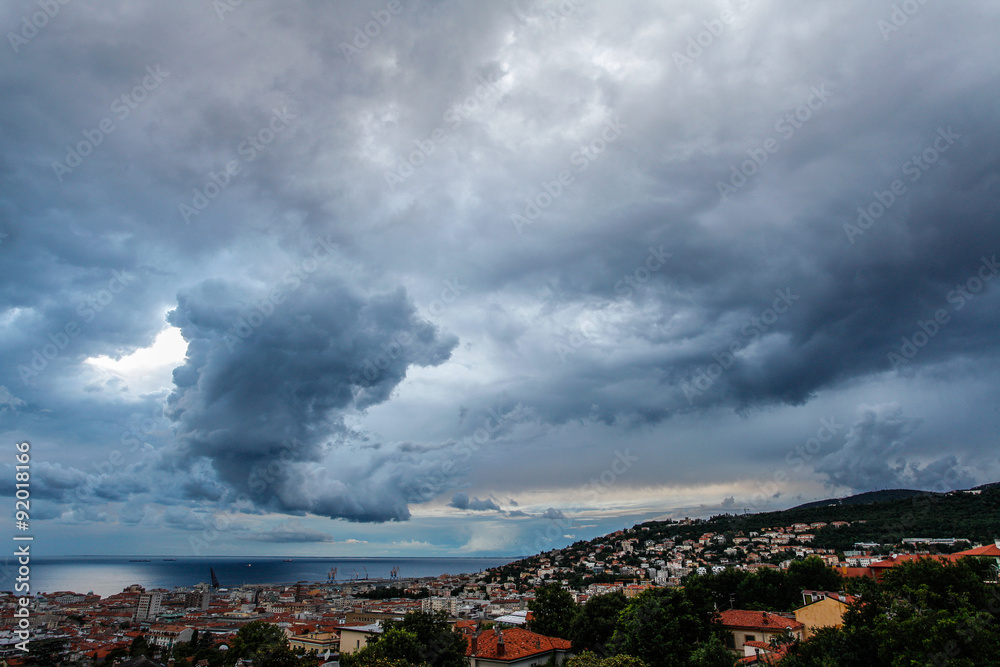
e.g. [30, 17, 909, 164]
[184, 590, 212, 610]
[289, 631, 339, 655]
[794, 591, 855, 639]
[719, 609, 804, 653]
[338, 623, 384, 654]
[134, 592, 162, 622]
[148, 623, 194, 647]
[740, 640, 791, 664]
[466, 627, 572, 667]
[422, 596, 459, 615]
[947, 540, 1000, 580]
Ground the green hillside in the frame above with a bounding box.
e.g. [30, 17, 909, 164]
[636, 486, 1000, 552]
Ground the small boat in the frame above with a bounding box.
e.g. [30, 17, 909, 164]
[283, 559, 293, 562]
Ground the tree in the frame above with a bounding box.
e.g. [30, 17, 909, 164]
[529, 583, 578, 639]
[19, 638, 70, 666]
[104, 646, 130, 664]
[341, 628, 428, 667]
[785, 556, 843, 597]
[129, 635, 153, 657]
[782, 558, 1000, 667]
[566, 652, 647, 667]
[378, 610, 467, 667]
[608, 587, 717, 667]
[569, 591, 628, 654]
[688, 635, 735, 667]
[254, 643, 306, 667]
[226, 620, 289, 665]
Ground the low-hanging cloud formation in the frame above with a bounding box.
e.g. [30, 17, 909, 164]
[449, 492, 502, 512]
[815, 404, 974, 493]
[165, 274, 458, 522]
[247, 519, 335, 543]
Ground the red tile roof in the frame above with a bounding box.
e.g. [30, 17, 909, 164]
[465, 628, 571, 661]
[949, 543, 1000, 558]
[719, 609, 804, 632]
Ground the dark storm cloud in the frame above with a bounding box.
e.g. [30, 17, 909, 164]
[165, 273, 458, 521]
[815, 404, 975, 493]
[449, 492, 502, 512]
[2, 0, 999, 554]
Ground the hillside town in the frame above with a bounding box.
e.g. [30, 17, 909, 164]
[2, 513, 998, 666]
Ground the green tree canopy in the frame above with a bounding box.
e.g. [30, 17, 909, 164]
[569, 590, 628, 654]
[687, 634, 735, 667]
[782, 558, 1000, 667]
[341, 628, 430, 667]
[529, 583, 578, 639]
[226, 620, 289, 665]
[376, 610, 467, 667]
[566, 651, 648, 667]
[608, 587, 717, 667]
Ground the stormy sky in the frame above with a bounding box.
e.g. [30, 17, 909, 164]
[2, 0, 999, 559]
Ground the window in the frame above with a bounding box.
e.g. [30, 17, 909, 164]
[744, 634, 756, 643]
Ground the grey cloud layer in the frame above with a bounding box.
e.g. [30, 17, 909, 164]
[0, 0, 998, 547]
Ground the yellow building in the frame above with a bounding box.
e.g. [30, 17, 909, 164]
[338, 623, 384, 654]
[794, 594, 852, 639]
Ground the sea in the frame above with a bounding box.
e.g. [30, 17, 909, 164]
[19, 557, 519, 598]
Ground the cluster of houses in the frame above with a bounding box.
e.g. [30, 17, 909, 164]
[491, 520, 853, 591]
[1, 532, 996, 666]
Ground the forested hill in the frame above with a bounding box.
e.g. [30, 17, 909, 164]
[789, 488, 928, 510]
[634, 485, 1000, 552]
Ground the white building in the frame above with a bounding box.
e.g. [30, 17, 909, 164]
[422, 596, 459, 615]
[134, 591, 162, 621]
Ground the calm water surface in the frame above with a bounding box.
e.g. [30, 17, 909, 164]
[16, 557, 518, 598]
